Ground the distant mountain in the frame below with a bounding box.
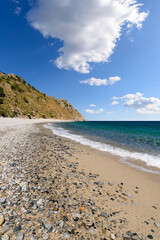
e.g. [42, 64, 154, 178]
[0, 72, 85, 120]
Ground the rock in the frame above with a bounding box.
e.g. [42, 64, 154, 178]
[42, 233, 49, 240]
[93, 234, 98, 238]
[100, 212, 109, 219]
[72, 213, 81, 221]
[154, 222, 160, 228]
[63, 232, 71, 239]
[37, 199, 43, 205]
[1, 235, 10, 240]
[30, 237, 38, 240]
[1, 225, 10, 234]
[45, 222, 53, 232]
[28, 221, 35, 226]
[15, 232, 24, 240]
[127, 194, 132, 198]
[122, 234, 131, 239]
[13, 225, 21, 233]
[80, 206, 86, 211]
[0, 197, 6, 204]
[59, 221, 64, 228]
[21, 183, 29, 192]
[21, 207, 27, 213]
[108, 182, 114, 186]
[94, 181, 103, 186]
[111, 233, 116, 239]
[126, 231, 132, 236]
[131, 235, 139, 240]
[0, 216, 5, 226]
[132, 202, 136, 206]
[147, 235, 153, 239]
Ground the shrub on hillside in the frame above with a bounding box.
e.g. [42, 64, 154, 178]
[23, 97, 29, 103]
[0, 109, 8, 117]
[11, 111, 18, 117]
[0, 87, 5, 97]
[11, 84, 24, 93]
[0, 98, 4, 104]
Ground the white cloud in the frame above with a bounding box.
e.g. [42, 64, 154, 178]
[14, 6, 22, 15]
[80, 76, 121, 86]
[85, 108, 104, 114]
[27, 0, 148, 73]
[12, 0, 19, 3]
[109, 76, 121, 85]
[112, 92, 160, 114]
[90, 104, 96, 107]
[111, 100, 119, 105]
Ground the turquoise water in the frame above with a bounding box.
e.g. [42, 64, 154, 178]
[45, 121, 160, 170]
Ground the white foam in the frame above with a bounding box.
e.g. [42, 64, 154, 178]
[44, 123, 160, 171]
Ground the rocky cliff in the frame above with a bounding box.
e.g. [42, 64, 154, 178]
[0, 72, 85, 120]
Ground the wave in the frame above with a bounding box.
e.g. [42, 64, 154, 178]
[44, 123, 160, 172]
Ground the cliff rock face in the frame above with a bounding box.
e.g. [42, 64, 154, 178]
[0, 72, 85, 120]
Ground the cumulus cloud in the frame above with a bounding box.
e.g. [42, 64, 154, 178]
[14, 6, 22, 15]
[27, 0, 148, 73]
[90, 104, 96, 107]
[111, 100, 119, 105]
[80, 76, 121, 86]
[85, 108, 104, 114]
[112, 92, 160, 114]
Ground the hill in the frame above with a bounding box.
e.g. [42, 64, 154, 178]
[0, 72, 85, 120]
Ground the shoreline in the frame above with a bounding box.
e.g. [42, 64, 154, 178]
[0, 120, 160, 239]
[43, 123, 160, 237]
[44, 122, 160, 172]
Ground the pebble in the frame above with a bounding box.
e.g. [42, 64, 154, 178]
[154, 222, 160, 228]
[1, 225, 10, 234]
[0, 197, 6, 204]
[147, 235, 153, 239]
[0, 216, 5, 226]
[122, 234, 131, 239]
[72, 213, 81, 221]
[15, 232, 24, 240]
[37, 199, 43, 205]
[30, 237, 38, 240]
[100, 212, 109, 218]
[111, 233, 116, 239]
[42, 233, 49, 239]
[1, 235, 10, 240]
[45, 222, 53, 232]
[63, 232, 71, 239]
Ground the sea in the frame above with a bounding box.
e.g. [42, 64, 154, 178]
[45, 121, 160, 174]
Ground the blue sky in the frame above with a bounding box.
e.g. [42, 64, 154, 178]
[0, 0, 160, 120]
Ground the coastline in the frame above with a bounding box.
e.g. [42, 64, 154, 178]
[0, 119, 160, 239]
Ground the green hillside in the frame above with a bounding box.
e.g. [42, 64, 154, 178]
[0, 72, 85, 120]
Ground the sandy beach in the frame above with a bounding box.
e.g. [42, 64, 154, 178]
[0, 119, 160, 239]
